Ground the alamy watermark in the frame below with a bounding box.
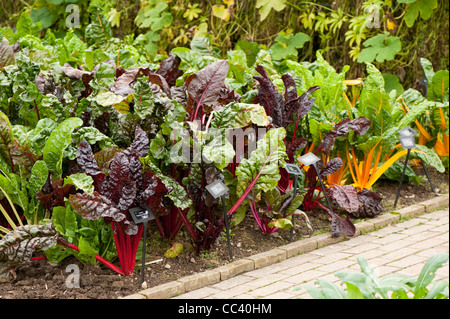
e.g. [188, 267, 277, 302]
[365, 4, 381, 29]
[65, 264, 80, 288]
[65, 4, 80, 29]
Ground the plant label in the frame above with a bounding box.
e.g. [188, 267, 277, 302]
[284, 163, 303, 176]
[297, 152, 321, 166]
[205, 180, 229, 199]
[398, 126, 418, 137]
[129, 207, 154, 224]
[399, 135, 416, 149]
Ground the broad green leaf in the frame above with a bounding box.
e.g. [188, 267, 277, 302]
[211, 102, 269, 129]
[314, 279, 348, 299]
[270, 32, 310, 61]
[236, 127, 288, 197]
[202, 133, 235, 170]
[414, 253, 449, 298]
[141, 157, 193, 210]
[382, 73, 404, 96]
[425, 281, 449, 299]
[357, 33, 401, 63]
[64, 173, 94, 194]
[212, 5, 231, 22]
[402, 0, 438, 27]
[420, 58, 435, 87]
[28, 160, 48, 197]
[78, 236, 98, 264]
[256, 0, 287, 21]
[43, 117, 83, 178]
[429, 70, 449, 103]
[345, 282, 365, 299]
[95, 91, 126, 107]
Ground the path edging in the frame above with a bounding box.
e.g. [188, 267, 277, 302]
[122, 193, 449, 299]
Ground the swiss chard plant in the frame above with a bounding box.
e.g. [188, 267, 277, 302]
[68, 126, 169, 275]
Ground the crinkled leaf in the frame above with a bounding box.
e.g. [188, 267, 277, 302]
[352, 189, 383, 218]
[320, 158, 344, 177]
[77, 140, 103, 176]
[329, 184, 359, 213]
[411, 145, 445, 173]
[68, 192, 124, 222]
[0, 223, 58, 282]
[118, 179, 137, 211]
[43, 117, 83, 178]
[156, 53, 184, 87]
[133, 77, 155, 119]
[236, 127, 288, 197]
[141, 157, 192, 210]
[0, 38, 15, 69]
[123, 126, 150, 158]
[110, 67, 150, 96]
[28, 160, 49, 197]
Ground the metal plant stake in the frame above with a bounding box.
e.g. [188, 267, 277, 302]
[205, 179, 233, 260]
[395, 127, 439, 209]
[129, 206, 154, 285]
[284, 164, 303, 243]
[298, 153, 335, 215]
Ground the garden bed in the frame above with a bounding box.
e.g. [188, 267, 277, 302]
[0, 166, 447, 300]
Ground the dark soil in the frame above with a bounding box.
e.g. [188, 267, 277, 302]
[0, 166, 448, 299]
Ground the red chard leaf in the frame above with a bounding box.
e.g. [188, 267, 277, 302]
[187, 60, 229, 119]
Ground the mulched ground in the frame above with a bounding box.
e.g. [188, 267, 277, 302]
[0, 166, 448, 299]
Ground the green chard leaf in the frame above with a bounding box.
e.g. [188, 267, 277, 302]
[43, 117, 83, 178]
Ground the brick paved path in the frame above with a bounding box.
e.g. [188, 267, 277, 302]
[173, 208, 449, 299]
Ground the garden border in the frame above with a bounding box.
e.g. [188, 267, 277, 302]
[122, 194, 449, 299]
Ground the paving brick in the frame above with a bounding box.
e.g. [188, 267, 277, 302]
[247, 248, 286, 269]
[314, 259, 356, 274]
[341, 242, 382, 254]
[408, 237, 449, 250]
[262, 290, 297, 299]
[379, 247, 417, 260]
[371, 233, 409, 245]
[247, 281, 294, 297]
[387, 254, 428, 268]
[419, 194, 450, 212]
[216, 259, 254, 281]
[378, 239, 418, 252]
[396, 204, 426, 218]
[159, 198, 449, 300]
[282, 269, 329, 284]
[245, 272, 291, 287]
[354, 221, 375, 235]
[209, 284, 255, 299]
[210, 275, 255, 290]
[177, 269, 220, 292]
[278, 238, 317, 257]
[314, 233, 346, 248]
[372, 213, 400, 228]
[309, 252, 353, 264]
[279, 261, 323, 275]
[139, 281, 185, 299]
[172, 286, 220, 299]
